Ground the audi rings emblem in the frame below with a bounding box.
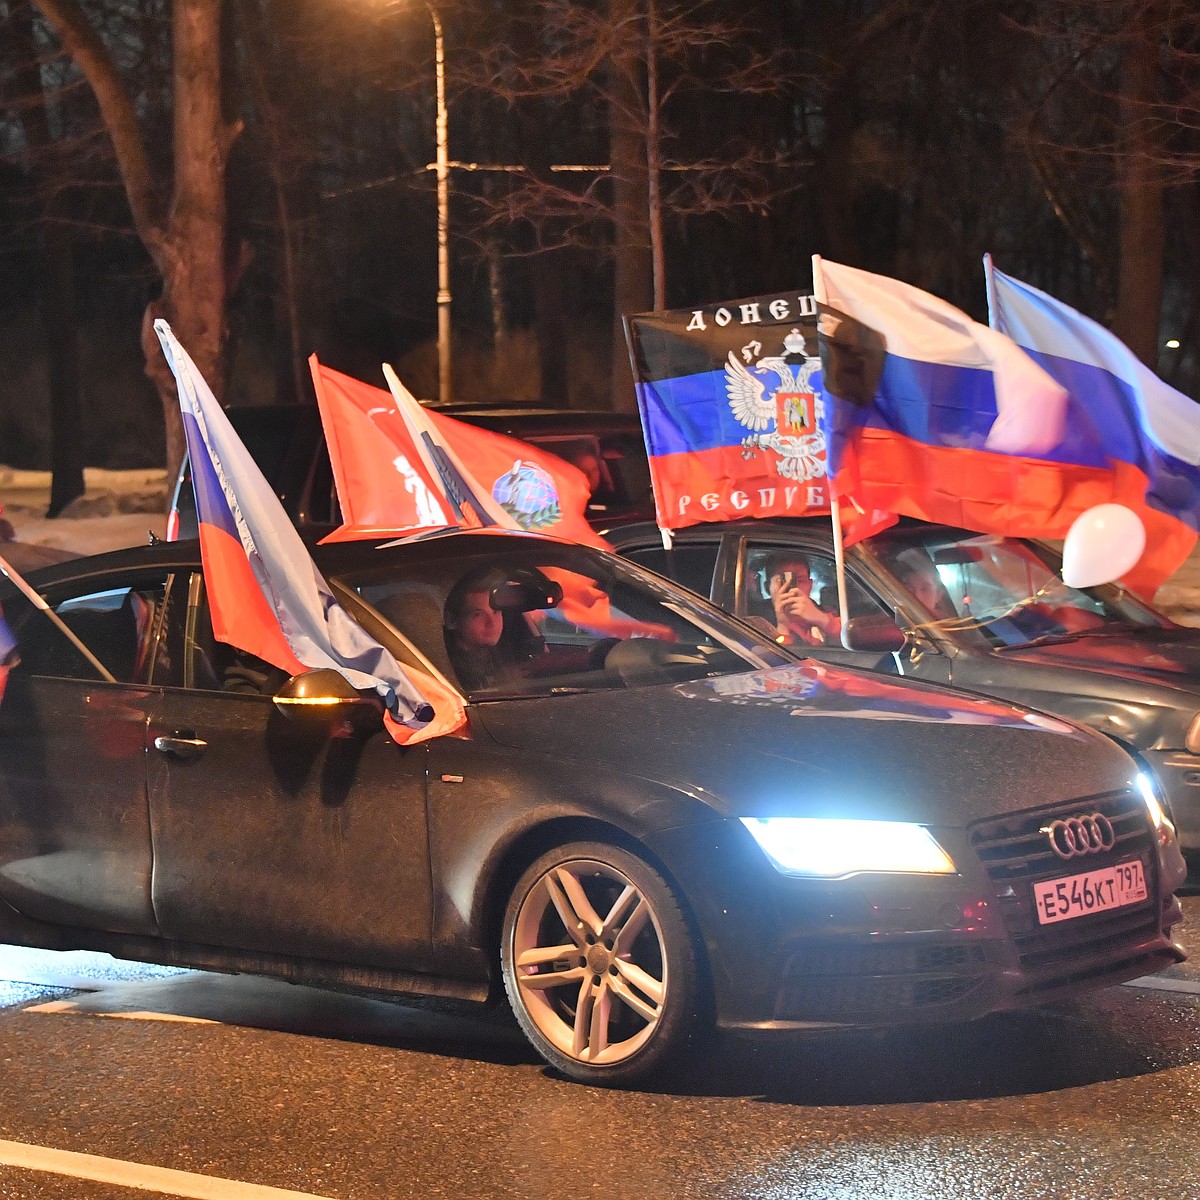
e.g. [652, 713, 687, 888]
[1044, 813, 1116, 860]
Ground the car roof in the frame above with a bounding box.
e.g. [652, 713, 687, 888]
[453, 410, 644, 435]
[0, 528, 608, 599]
[605, 515, 994, 544]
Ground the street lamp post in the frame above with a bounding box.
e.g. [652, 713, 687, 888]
[427, 2, 451, 406]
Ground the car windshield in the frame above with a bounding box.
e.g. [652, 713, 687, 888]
[344, 541, 791, 698]
[869, 528, 1168, 650]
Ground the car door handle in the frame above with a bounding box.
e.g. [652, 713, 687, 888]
[154, 733, 208, 760]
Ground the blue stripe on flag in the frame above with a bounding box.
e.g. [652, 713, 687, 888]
[0, 609, 15, 663]
[181, 412, 240, 540]
[854, 357, 1002, 449]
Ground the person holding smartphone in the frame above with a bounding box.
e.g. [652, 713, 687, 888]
[764, 552, 842, 646]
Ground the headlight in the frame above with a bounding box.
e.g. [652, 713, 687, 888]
[1187, 712, 1200, 755]
[1136, 771, 1171, 832]
[740, 817, 957, 878]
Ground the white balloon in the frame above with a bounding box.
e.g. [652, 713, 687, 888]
[1061, 504, 1146, 588]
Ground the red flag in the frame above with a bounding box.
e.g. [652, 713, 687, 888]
[839, 501, 898, 548]
[376, 365, 606, 548]
[309, 356, 452, 534]
[379, 367, 675, 640]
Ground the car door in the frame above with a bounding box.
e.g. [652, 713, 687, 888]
[0, 571, 178, 936]
[146, 573, 435, 971]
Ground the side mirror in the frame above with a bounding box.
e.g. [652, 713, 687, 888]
[272, 668, 384, 735]
[843, 614, 907, 653]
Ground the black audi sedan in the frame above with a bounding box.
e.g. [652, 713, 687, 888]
[0, 530, 1186, 1085]
[611, 518, 1200, 858]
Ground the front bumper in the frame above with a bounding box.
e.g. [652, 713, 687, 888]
[647, 788, 1188, 1033]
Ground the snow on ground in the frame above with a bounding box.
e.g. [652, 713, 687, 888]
[0, 465, 167, 557]
[2, 464, 1200, 624]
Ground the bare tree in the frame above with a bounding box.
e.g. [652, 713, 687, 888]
[465, 0, 798, 408]
[5, 0, 84, 514]
[30, 0, 241, 477]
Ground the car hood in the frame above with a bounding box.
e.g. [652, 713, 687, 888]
[999, 628, 1200, 692]
[475, 661, 1136, 827]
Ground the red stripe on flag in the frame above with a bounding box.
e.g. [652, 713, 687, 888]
[836, 429, 1195, 598]
[199, 523, 307, 676]
[648, 443, 831, 530]
[383, 665, 467, 744]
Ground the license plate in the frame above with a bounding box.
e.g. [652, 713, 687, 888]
[1033, 860, 1147, 925]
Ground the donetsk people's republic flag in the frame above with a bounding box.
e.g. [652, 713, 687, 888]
[624, 293, 830, 533]
[154, 321, 464, 743]
[986, 261, 1200, 597]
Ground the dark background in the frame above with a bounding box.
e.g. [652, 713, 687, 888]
[1, 0, 1197, 474]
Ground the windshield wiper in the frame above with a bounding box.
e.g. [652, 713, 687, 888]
[995, 631, 1090, 651]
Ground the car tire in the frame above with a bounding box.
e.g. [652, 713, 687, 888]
[501, 840, 705, 1086]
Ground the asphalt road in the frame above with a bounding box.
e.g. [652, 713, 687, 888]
[2, 896, 1200, 1200]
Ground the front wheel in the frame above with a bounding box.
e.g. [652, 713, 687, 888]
[501, 840, 706, 1086]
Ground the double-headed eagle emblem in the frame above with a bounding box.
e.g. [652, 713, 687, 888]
[724, 328, 827, 482]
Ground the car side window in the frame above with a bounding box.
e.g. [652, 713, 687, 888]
[621, 543, 719, 599]
[11, 576, 180, 685]
[742, 544, 886, 629]
[172, 576, 289, 696]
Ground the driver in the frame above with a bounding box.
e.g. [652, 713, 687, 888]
[443, 567, 544, 691]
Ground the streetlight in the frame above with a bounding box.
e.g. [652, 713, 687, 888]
[387, 1, 451, 404]
[426, 2, 451, 406]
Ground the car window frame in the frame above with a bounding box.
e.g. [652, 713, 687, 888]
[8, 568, 185, 687]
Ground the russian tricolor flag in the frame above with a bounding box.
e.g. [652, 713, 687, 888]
[154, 321, 465, 743]
[0, 604, 15, 707]
[811, 257, 1093, 549]
[985, 261, 1200, 597]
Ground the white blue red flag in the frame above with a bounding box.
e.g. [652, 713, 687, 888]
[811, 257, 1070, 547]
[0, 604, 15, 706]
[624, 292, 831, 534]
[985, 260, 1200, 596]
[154, 321, 464, 743]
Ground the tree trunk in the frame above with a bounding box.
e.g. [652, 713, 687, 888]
[33, 0, 236, 481]
[42, 221, 85, 517]
[1113, 2, 1165, 366]
[609, 0, 653, 412]
[10, 0, 85, 515]
[150, 0, 232, 477]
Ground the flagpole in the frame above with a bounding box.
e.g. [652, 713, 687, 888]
[829, 495, 852, 649]
[811, 252, 852, 648]
[982, 252, 998, 329]
[382, 362, 512, 527]
[0, 554, 117, 683]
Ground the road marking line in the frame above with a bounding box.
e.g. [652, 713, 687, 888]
[0, 1138, 336, 1199]
[25, 998, 215, 1023]
[1123, 975, 1200, 996]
